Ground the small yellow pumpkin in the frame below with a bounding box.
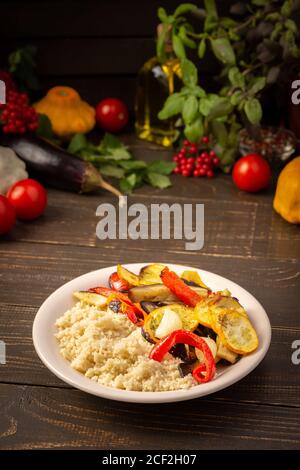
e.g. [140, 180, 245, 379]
[273, 156, 300, 224]
[34, 86, 95, 138]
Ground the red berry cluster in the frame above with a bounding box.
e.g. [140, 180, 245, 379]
[0, 89, 38, 134]
[173, 137, 220, 178]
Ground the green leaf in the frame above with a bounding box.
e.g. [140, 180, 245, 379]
[252, 0, 268, 5]
[147, 161, 176, 175]
[178, 25, 197, 49]
[36, 114, 53, 139]
[99, 165, 125, 179]
[281, 1, 291, 16]
[158, 93, 185, 120]
[156, 23, 169, 63]
[158, 7, 168, 23]
[181, 58, 198, 87]
[109, 147, 132, 160]
[68, 133, 88, 154]
[210, 38, 236, 65]
[174, 3, 198, 17]
[182, 95, 198, 124]
[285, 19, 297, 33]
[119, 160, 147, 170]
[228, 67, 245, 89]
[184, 115, 203, 142]
[211, 121, 228, 147]
[147, 172, 172, 189]
[99, 133, 125, 150]
[248, 76, 266, 95]
[172, 34, 186, 59]
[120, 174, 137, 194]
[230, 90, 243, 106]
[207, 97, 233, 120]
[204, 0, 218, 18]
[199, 94, 221, 116]
[181, 85, 205, 98]
[198, 38, 206, 58]
[244, 98, 262, 125]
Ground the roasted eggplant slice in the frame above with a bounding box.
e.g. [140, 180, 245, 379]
[140, 301, 161, 314]
[178, 363, 194, 377]
[139, 263, 166, 285]
[73, 291, 107, 307]
[128, 284, 178, 303]
[117, 264, 140, 286]
[141, 328, 156, 344]
[108, 299, 122, 313]
[181, 270, 209, 289]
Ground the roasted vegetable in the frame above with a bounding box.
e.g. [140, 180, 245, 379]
[178, 362, 195, 377]
[108, 299, 122, 313]
[117, 264, 140, 286]
[34, 86, 96, 138]
[73, 291, 107, 307]
[140, 301, 161, 314]
[160, 267, 204, 307]
[108, 272, 130, 292]
[0, 135, 121, 197]
[139, 263, 166, 285]
[149, 330, 216, 384]
[129, 284, 178, 303]
[181, 270, 209, 289]
[144, 304, 198, 342]
[214, 310, 258, 355]
[216, 336, 238, 364]
[195, 337, 217, 363]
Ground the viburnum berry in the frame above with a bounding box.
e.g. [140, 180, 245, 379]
[202, 136, 209, 144]
[0, 84, 38, 135]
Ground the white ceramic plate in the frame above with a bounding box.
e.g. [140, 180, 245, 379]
[32, 263, 271, 403]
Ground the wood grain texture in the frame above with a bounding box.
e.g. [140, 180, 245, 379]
[1, 383, 300, 450]
[0, 241, 299, 327]
[0, 303, 299, 408]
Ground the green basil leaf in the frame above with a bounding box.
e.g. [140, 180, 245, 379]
[182, 95, 199, 124]
[147, 172, 172, 189]
[119, 160, 147, 170]
[207, 97, 233, 120]
[174, 3, 198, 17]
[68, 133, 88, 154]
[172, 34, 186, 59]
[181, 58, 198, 87]
[147, 161, 176, 175]
[99, 165, 125, 179]
[210, 38, 236, 65]
[99, 133, 126, 151]
[248, 76, 266, 95]
[158, 7, 168, 23]
[199, 94, 220, 116]
[228, 67, 245, 89]
[178, 25, 196, 49]
[211, 121, 228, 147]
[120, 173, 137, 194]
[230, 90, 243, 106]
[109, 147, 132, 160]
[198, 38, 206, 58]
[156, 23, 169, 63]
[158, 93, 185, 120]
[204, 0, 218, 18]
[244, 98, 262, 125]
[285, 19, 297, 34]
[184, 115, 203, 142]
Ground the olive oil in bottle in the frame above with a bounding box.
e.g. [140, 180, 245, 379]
[135, 39, 182, 147]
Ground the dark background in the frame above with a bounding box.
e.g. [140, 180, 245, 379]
[0, 0, 234, 114]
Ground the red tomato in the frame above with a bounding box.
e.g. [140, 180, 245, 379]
[95, 98, 128, 132]
[0, 195, 16, 235]
[232, 154, 271, 192]
[7, 179, 47, 220]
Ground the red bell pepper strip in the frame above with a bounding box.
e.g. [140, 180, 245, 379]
[160, 267, 203, 307]
[149, 329, 216, 384]
[109, 272, 130, 292]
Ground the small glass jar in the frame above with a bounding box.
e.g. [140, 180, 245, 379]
[239, 126, 296, 166]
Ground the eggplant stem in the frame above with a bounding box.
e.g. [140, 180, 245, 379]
[99, 180, 123, 198]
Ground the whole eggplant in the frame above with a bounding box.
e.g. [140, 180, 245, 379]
[0, 134, 122, 197]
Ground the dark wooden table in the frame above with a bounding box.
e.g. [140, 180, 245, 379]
[1, 135, 300, 450]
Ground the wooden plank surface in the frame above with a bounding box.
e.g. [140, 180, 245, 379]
[0, 134, 299, 450]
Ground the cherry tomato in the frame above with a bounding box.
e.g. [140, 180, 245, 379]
[0, 195, 16, 235]
[95, 98, 128, 132]
[7, 179, 47, 220]
[232, 154, 271, 192]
